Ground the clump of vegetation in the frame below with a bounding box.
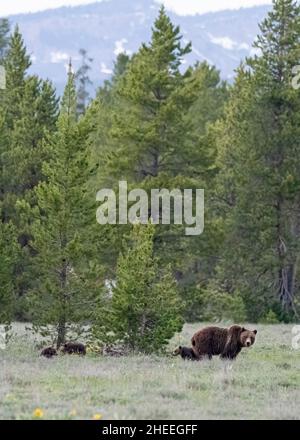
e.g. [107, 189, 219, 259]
[195, 288, 247, 323]
[261, 310, 280, 324]
[94, 223, 184, 353]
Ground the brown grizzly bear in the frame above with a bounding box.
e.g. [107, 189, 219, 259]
[41, 347, 57, 358]
[173, 346, 198, 361]
[61, 342, 86, 355]
[191, 325, 257, 360]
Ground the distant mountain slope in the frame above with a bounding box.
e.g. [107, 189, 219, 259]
[8, 0, 271, 93]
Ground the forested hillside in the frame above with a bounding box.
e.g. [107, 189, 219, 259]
[1, 0, 300, 352]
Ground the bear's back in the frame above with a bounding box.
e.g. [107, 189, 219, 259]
[192, 326, 228, 356]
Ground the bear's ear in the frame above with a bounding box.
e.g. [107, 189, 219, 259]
[253, 330, 257, 335]
[241, 327, 246, 332]
[179, 346, 182, 349]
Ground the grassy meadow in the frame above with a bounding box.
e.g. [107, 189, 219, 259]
[0, 323, 299, 420]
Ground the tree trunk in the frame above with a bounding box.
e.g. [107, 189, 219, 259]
[56, 318, 66, 349]
[276, 199, 298, 317]
[56, 258, 68, 349]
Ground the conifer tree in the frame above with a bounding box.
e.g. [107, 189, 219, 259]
[86, 8, 228, 314]
[105, 6, 194, 182]
[0, 27, 59, 314]
[2, 26, 31, 123]
[90, 9, 224, 265]
[112, 53, 130, 83]
[76, 49, 93, 116]
[95, 222, 183, 353]
[26, 65, 102, 347]
[214, 0, 300, 320]
[0, 27, 59, 222]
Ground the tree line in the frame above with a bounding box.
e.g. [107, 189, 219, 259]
[0, 0, 299, 352]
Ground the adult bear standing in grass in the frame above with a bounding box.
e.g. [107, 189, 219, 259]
[191, 325, 257, 360]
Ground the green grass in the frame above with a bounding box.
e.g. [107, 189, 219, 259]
[0, 323, 299, 420]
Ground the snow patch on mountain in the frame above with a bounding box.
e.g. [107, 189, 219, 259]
[209, 35, 251, 52]
[101, 62, 113, 74]
[114, 39, 132, 56]
[50, 51, 70, 63]
[209, 35, 236, 50]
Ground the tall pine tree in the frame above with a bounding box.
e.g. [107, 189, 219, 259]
[26, 64, 102, 347]
[214, 0, 300, 320]
[75, 49, 93, 117]
[1, 27, 58, 222]
[89, 7, 226, 288]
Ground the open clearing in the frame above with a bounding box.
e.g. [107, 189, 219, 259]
[0, 323, 299, 420]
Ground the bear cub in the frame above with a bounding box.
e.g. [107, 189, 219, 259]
[41, 347, 57, 358]
[173, 346, 198, 361]
[62, 342, 86, 355]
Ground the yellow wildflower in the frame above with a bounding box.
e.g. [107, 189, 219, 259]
[33, 408, 44, 418]
[93, 413, 103, 420]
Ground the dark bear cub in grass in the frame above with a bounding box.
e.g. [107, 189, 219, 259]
[173, 346, 198, 361]
[62, 342, 86, 355]
[41, 347, 57, 358]
[191, 325, 257, 360]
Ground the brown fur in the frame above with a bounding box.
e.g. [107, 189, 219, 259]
[191, 325, 257, 360]
[61, 342, 86, 355]
[41, 347, 57, 358]
[173, 346, 198, 361]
